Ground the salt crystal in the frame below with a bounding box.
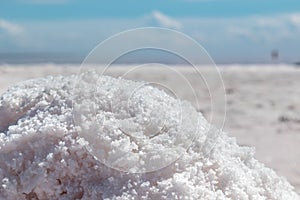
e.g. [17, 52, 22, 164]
[0, 73, 298, 199]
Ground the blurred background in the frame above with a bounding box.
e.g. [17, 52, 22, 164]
[0, 0, 300, 64]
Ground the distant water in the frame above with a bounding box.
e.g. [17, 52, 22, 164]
[0, 50, 203, 65]
[0, 52, 296, 66]
[0, 53, 84, 64]
[0, 52, 189, 65]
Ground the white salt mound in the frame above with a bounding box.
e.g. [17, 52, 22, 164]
[0, 73, 299, 200]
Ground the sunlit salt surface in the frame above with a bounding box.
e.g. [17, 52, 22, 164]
[0, 74, 299, 199]
[73, 71, 202, 173]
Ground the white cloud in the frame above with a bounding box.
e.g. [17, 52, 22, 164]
[290, 14, 300, 24]
[179, 12, 300, 44]
[226, 13, 300, 42]
[287, 13, 300, 29]
[0, 19, 24, 35]
[151, 11, 182, 30]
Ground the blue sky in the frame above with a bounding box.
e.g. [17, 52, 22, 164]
[0, 0, 300, 63]
[1, 0, 299, 19]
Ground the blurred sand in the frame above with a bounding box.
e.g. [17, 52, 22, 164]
[0, 64, 299, 193]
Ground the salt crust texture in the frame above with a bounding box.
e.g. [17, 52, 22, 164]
[0, 73, 299, 200]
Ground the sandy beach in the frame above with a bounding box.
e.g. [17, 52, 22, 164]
[0, 64, 299, 194]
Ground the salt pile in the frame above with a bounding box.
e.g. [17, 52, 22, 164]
[0, 73, 299, 199]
